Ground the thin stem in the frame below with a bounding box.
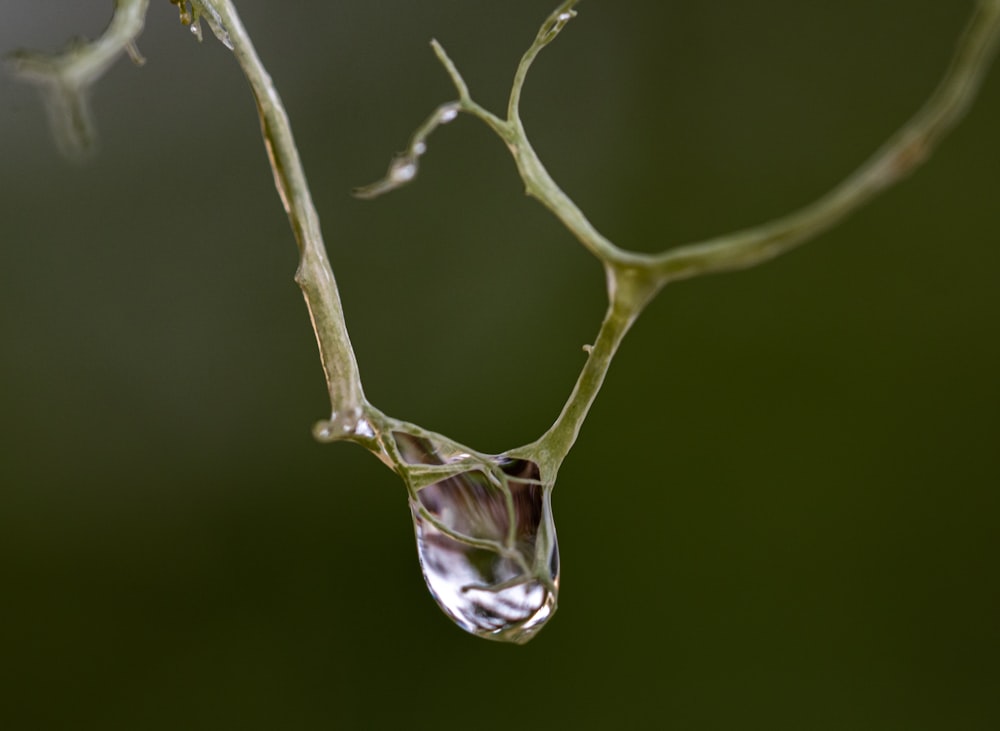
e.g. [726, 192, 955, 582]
[432, 39, 472, 103]
[441, 26, 642, 273]
[506, 132, 644, 269]
[507, 1, 581, 123]
[651, 0, 1000, 284]
[511, 265, 659, 477]
[200, 0, 367, 430]
[431, 40, 508, 137]
[501, 0, 637, 269]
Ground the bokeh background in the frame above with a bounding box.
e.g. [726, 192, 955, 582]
[2, 1, 998, 728]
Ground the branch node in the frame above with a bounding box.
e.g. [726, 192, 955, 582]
[431, 39, 471, 102]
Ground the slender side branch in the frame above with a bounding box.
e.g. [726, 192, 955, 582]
[360, 15, 636, 271]
[353, 40, 508, 200]
[431, 40, 508, 136]
[504, 1, 638, 270]
[353, 101, 464, 200]
[651, 0, 1000, 284]
[8, 0, 150, 159]
[199, 0, 367, 433]
[510, 265, 659, 477]
[433, 39, 472, 103]
[508, 0, 581, 123]
[505, 134, 641, 268]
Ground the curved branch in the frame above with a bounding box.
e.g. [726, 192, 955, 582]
[651, 0, 1000, 284]
[508, 0, 581, 123]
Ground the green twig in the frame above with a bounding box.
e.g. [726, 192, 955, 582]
[199, 0, 368, 438]
[651, 0, 1000, 284]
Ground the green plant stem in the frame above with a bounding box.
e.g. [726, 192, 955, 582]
[510, 264, 658, 476]
[508, 1, 580, 123]
[199, 0, 368, 433]
[651, 0, 1000, 284]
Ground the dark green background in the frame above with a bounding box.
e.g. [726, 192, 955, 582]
[2, 1, 998, 728]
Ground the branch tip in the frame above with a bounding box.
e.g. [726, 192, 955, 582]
[431, 39, 471, 101]
[539, 2, 580, 44]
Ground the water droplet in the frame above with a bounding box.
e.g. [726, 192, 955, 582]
[394, 433, 559, 644]
[412, 141, 427, 156]
[389, 158, 417, 183]
[313, 407, 373, 442]
[438, 104, 459, 124]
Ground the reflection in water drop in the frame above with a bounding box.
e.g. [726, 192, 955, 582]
[394, 433, 559, 644]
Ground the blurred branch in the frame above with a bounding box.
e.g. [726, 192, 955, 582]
[8, 0, 150, 160]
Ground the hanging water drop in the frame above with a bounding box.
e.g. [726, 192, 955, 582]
[393, 432, 559, 644]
